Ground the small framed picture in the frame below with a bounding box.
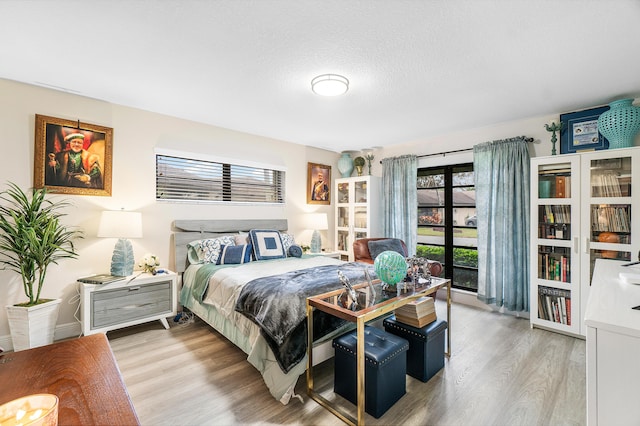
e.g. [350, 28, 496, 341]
[560, 106, 610, 154]
[307, 162, 331, 205]
[34, 114, 113, 196]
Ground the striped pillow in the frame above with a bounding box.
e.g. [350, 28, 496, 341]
[216, 244, 253, 265]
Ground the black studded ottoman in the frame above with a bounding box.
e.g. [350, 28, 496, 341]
[332, 326, 409, 418]
[383, 315, 448, 382]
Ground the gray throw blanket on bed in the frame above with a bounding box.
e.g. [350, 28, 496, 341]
[235, 262, 375, 373]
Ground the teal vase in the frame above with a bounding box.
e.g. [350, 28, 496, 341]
[597, 98, 640, 149]
[337, 152, 354, 178]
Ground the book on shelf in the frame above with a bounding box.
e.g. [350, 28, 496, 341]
[78, 274, 126, 284]
[591, 170, 623, 197]
[537, 286, 571, 326]
[555, 176, 567, 197]
[537, 249, 570, 282]
[591, 205, 631, 233]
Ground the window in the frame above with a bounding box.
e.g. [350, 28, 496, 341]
[417, 163, 478, 291]
[156, 152, 285, 203]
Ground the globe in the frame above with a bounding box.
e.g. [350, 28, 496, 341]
[374, 250, 408, 286]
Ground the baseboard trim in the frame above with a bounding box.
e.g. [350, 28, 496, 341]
[1, 321, 82, 352]
[435, 287, 530, 319]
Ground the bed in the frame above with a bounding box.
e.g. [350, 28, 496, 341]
[173, 219, 374, 404]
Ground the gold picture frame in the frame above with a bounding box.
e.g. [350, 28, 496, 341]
[34, 114, 113, 196]
[307, 162, 331, 205]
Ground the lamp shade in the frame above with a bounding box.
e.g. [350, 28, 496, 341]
[97, 211, 143, 239]
[304, 213, 328, 231]
[98, 210, 142, 276]
[304, 213, 328, 254]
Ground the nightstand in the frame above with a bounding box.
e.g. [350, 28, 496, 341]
[80, 271, 177, 336]
[314, 251, 341, 259]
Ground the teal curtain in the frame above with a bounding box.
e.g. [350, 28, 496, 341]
[381, 155, 418, 256]
[473, 137, 530, 311]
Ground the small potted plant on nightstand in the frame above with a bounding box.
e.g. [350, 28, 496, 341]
[0, 183, 83, 350]
[353, 156, 366, 176]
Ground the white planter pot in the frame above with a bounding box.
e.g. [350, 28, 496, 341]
[6, 299, 62, 351]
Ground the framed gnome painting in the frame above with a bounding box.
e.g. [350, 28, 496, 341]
[34, 114, 113, 196]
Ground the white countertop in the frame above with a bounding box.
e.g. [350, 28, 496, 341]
[584, 258, 640, 338]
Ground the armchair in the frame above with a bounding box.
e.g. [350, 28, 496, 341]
[353, 237, 443, 277]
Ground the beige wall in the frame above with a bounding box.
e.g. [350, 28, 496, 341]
[0, 78, 338, 344]
[381, 115, 569, 163]
[378, 102, 640, 165]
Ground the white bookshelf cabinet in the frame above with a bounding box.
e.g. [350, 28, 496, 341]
[335, 175, 381, 261]
[530, 147, 640, 336]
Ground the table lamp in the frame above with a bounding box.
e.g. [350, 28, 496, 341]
[305, 213, 328, 254]
[97, 210, 143, 276]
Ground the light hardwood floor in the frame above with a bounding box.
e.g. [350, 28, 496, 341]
[108, 301, 586, 426]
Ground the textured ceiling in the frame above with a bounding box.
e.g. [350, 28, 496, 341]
[1, 0, 639, 152]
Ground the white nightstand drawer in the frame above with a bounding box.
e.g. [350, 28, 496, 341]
[80, 271, 178, 336]
[92, 280, 172, 328]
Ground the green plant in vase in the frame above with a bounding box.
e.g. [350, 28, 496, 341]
[0, 182, 83, 350]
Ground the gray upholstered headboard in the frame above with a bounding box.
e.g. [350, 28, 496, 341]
[171, 219, 288, 273]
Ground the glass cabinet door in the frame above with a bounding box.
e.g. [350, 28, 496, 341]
[586, 155, 633, 280]
[337, 182, 349, 204]
[337, 230, 349, 252]
[335, 176, 380, 261]
[354, 206, 367, 229]
[337, 206, 349, 228]
[531, 156, 579, 333]
[354, 180, 367, 203]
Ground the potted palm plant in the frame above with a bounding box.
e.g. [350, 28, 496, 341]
[0, 182, 83, 350]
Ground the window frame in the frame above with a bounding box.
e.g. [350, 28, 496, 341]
[417, 161, 478, 292]
[154, 148, 286, 205]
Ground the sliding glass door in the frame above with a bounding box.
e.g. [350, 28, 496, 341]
[417, 163, 478, 291]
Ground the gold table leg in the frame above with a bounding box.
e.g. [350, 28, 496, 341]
[306, 302, 314, 393]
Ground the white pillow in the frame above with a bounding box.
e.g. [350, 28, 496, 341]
[280, 233, 296, 255]
[201, 236, 237, 264]
[235, 232, 249, 245]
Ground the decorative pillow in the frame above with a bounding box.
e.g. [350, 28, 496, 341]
[187, 239, 206, 265]
[235, 232, 249, 246]
[249, 229, 286, 260]
[280, 232, 296, 255]
[368, 238, 406, 260]
[288, 244, 303, 258]
[201, 236, 237, 264]
[216, 244, 253, 265]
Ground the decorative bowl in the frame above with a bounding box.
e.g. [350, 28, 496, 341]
[374, 251, 408, 286]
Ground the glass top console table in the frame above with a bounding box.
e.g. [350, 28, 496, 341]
[306, 276, 451, 426]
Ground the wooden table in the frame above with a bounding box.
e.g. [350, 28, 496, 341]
[307, 277, 451, 426]
[0, 333, 139, 425]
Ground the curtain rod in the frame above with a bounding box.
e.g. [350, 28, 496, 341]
[417, 137, 535, 159]
[379, 137, 534, 162]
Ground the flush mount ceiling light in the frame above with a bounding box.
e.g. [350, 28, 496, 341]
[311, 74, 349, 96]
